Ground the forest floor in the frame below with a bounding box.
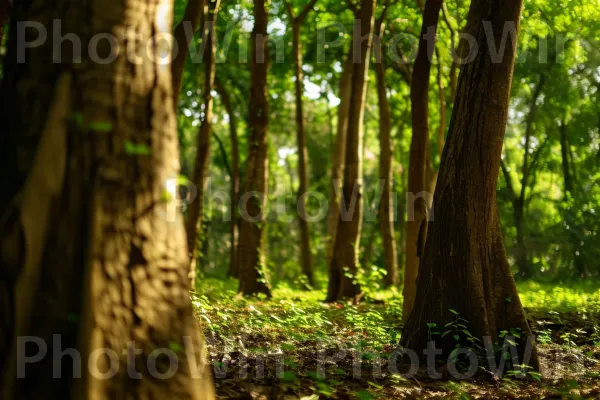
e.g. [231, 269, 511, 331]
[193, 279, 600, 399]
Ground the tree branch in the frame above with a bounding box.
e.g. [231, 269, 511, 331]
[500, 158, 517, 201]
[213, 132, 232, 178]
[298, 0, 319, 23]
[285, 0, 294, 20]
[520, 74, 546, 203]
[526, 137, 548, 189]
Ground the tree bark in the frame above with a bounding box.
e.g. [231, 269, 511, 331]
[0, 0, 215, 397]
[172, 0, 206, 108]
[325, 49, 352, 300]
[184, 0, 221, 286]
[403, 0, 442, 322]
[374, 15, 398, 287]
[327, 0, 377, 302]
[287, 0, 319, 288]
[401, 0, 540, 373]
[237, 0, 272, 297]
[215, 78, 241, 279]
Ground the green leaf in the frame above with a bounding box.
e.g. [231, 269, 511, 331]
[88, 120, 114, 132]
[356, 390, 375, 400]
[125, 140, 152, 155]
[280, 370, 297, 383]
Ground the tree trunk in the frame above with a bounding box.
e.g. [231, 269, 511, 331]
[327, 0, 377, 302]
[559, 120, 586, 277]
[238, 0, 272, 297]
[0, 0, 8, 46]
[374, 18, 398, 287]
[0, 0, 215, 397]
[172, 0, 206, 108]
[403, 0, 442, 322]
[401, 0, 540, 373]
[215, 78, 241, 279]
[184, 0, 221, 286]
[325, 49, 352, 300]
[290, 11, 314, 287]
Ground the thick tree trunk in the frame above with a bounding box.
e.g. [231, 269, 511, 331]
[172, 0, 206, 108]
[215, 78, 241, 279]
[290, 13, 314, 287]
[374, 18, 398, 287]
[401, 0, 540, 373]
[327, 0, 377, 302]
[184, 0, 221, 286]
[403, 0, 442, 322]
[238, 0, 272, 297]
[0, 0, 215, 397]
[325, 50, 352, 300]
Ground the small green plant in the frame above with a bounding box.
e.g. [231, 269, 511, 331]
[537, 329, 553, 345]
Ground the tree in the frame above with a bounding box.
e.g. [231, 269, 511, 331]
[499, 73, 546, 279]
[373, 3, 399, 287]
[327, 0, 377, 302]
[326, 49, 352, 292]
[185, 0, 222, 284]
[238, 0, 272, 297]
[403, 0, 442, 321]
[286, 0, 319, 287]
[0, 0, 215, 397]
[559, 119, 587, 277]
[172, 0, 206, 108]
[401, 0, 540, 372]
[215, 77, 241, 279]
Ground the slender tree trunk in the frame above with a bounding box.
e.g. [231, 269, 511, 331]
[238, 0, 272, 297]
[401, 0, 540, 372]
[0, 0, 8, 46]
[172, 0, 206, 108]
[215, 78, 241, 278]
[403, 0, 442, 322]
[559, 120, 587, 277]
[325, 50, 352, 300]
[0, 0, 215, 397]
[184, 0, 221, 285]
[288, 2, 317, 287]
[328, 0, 377, 302]
[374, 17, 398, 287]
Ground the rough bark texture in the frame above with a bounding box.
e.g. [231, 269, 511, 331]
[325, 50, 352, 299]
[0, 0, 215, 398]
[403, 0, 442, 322]
[215, 78, 241, 279]
[184, 0, 221, 285]
[287, 0, 318, 288]
[172, 0, 206, 108]
[373, 16, 398, 287]
[401, 0, 540, 372]
[238, 0, 272, 297]
[327, 0, 376, 302]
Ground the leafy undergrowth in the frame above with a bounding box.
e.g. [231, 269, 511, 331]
[193, 278, 600, 399]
